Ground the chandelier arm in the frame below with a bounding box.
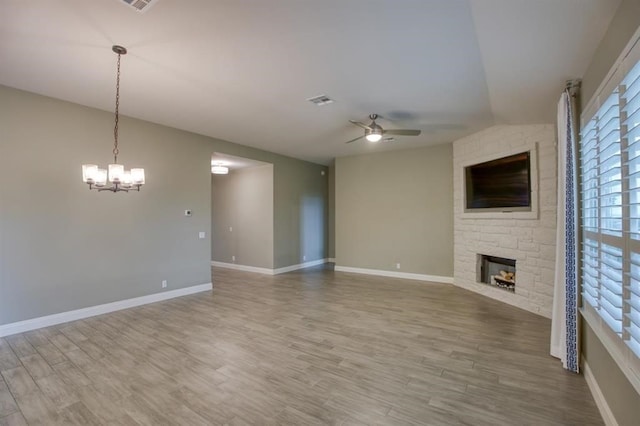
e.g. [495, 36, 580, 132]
[97, 186, 129, 193]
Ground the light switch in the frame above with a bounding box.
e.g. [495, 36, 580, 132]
[199, 232, 205, 239]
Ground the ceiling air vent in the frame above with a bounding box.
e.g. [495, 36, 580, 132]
[119, 0, 156, 13]
[307, 95, 334, 106]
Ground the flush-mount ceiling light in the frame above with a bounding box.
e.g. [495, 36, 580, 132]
[211, 162, 229, 175]
[82, 45, 145, 192]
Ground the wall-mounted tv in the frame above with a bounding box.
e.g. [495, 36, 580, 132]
[464, 151, 531, 212]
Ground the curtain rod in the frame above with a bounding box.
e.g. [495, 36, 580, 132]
[565, 79, 581, 97]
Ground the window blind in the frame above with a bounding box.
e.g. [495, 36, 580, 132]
[623, 59, 640, 357]
[580, 58, 640, 358]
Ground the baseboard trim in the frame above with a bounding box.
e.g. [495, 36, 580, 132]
[583, 361, 618, 426]
[211, 261, 273, 275]
[274, 259, 327, 274]
[212, 259, 329, 275]
[327, 258, 336, 263]
[0, 283, 213, 338]
[334, 265, 453, 284]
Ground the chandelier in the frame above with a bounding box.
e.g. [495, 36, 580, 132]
[82, 45, 145, 192]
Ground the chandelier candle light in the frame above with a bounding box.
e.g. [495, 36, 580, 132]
[82, 45, 145, 192]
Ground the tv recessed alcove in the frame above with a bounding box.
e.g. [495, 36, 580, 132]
[477, 254, 516, 292]
[460, 143, 539, 220]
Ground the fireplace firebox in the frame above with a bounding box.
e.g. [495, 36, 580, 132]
[477, 254, 516, 292]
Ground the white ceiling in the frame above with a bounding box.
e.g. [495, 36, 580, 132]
[0, 0, 619, 165]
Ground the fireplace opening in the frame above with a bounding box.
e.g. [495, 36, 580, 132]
[477, 254, 516, 292]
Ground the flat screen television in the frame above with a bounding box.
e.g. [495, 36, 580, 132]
[464, 151, 531, 212]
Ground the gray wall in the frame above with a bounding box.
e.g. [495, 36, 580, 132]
[328, 163, 335, 259]
[0, 85, 213, 325]
[211, 165, 274, 268]
[579, 0, 640, 423]
[274, 161, 328, 268]
[0, 85, 327, 325]
[582, 325, 639, 426]
[335, 144, 453, 277]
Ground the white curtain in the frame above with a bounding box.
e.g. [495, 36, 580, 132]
[550, 90, 579, 372]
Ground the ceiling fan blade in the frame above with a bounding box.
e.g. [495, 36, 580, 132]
[345, 135, 365, 144]
[349, 120, 372, 130]
[383, 129, 422, 136]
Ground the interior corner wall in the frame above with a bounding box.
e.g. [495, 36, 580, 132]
[273, 160, 328, 269]
[335, 144, 453, 278]
[200, 141, 327, 271]
[211, 165, 274, 269]
[205, 134, 329, 271]
[452, 124, 556, 318]
[328, 163, 335, 259]
[578, 1, 640, 424]
[0, 84, 328, 326]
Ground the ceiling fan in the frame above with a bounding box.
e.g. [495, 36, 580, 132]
[346, 114, 421, 144]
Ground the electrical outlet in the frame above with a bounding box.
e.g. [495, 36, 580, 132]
[199, 231, 205, 239]
[303, 255, 306, 261]
[396, 263, 401, 270]
[162, 280, 167, 288]
[232, 255, 236, 262]
[229, 226, 233, 232]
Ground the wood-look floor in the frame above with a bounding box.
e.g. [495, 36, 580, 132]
[0, 265, 602, 425]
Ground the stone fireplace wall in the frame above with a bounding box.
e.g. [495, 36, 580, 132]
[453, 125, 557, 318]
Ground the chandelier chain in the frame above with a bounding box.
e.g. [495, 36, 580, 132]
[113, 53, 121, 163]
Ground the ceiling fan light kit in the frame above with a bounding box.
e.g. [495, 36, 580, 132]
[347, 113, 421, 144]
[365, 132, 382, 142]
[365, 123, 383, 142]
